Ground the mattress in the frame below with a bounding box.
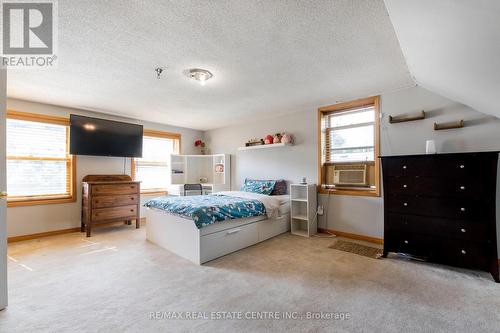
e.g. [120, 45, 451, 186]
[272, 195, 290, 215]
[144, 195, 266, 229]
[273, 194, 290, 205]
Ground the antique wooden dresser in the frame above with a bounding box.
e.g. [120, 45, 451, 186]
[381, 152, 499, 282]
[82, 175, 141, 237]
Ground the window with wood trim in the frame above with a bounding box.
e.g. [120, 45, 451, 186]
[131, 129, 181, 194]
[318, 96, 380, 196]
[6, 111, 76, 207]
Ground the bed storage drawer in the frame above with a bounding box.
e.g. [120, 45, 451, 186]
[200, 222, 259, 263]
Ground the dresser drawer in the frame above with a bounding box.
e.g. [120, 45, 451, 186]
[382, 156, 489, 180]
[92, 205, 137, 221]
[92, 195, 139, 208]
[386, 213, 489, 241]
[382, 158, 434, 177]
[384, 232, 431, 257]
[92, 183, 139, 195]
[386, 195, 486, 220]
[432, 239, 489, 270]
[385, 177, 485, 199]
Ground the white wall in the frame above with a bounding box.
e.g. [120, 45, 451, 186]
[6, 98, 203, 237]
[205, 86, 500, 253]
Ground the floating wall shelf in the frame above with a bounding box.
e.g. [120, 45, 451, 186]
[434, 120, 464, 131]
[237, 142, 293, 151]
[389, 110, 426, 124]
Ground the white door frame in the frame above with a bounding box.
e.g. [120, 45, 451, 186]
[0, 67, 7, 310]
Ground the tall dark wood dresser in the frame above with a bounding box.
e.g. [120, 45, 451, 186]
[381, 152, 499, 282]
[82, 175, 141, 237]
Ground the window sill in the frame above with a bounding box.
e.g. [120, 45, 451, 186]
[7, 195, 76, 208]
[317, 187, 380, 197]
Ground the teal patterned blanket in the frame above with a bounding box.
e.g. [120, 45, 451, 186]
[144, 195, 266, 229]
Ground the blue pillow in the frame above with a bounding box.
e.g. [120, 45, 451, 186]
[241, 179, 276, 195]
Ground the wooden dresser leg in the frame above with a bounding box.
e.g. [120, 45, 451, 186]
[136, 218, 140, 229]
[86, 224, 92, 237]
[127, 220, 132, 225]
[81, 220, 85, 232]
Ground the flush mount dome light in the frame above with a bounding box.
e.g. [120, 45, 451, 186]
[188, 68, 213, 86]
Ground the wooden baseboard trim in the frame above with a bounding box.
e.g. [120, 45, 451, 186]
[8, 227, 81, 243]
[7, 218, 147, 243]
[318, 228, 384, 245]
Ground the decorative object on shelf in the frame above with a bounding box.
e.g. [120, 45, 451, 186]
[281, 133, 293, 144]
[434, 120, 464, 131]
[194, 139, 206, 155]
[425, 140, 437, 154]
[214, 163, 224, 173]
[245, 138, 264, 147]
[264, 134, 273, 144]
[273, 133, 282, 144]
[389, 110, 426, 124]
[301, 177, 307, 184]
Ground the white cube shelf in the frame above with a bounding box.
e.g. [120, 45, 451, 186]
[290, 183, 317, 237]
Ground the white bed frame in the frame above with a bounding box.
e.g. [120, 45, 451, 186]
[146, 208, 290, 264]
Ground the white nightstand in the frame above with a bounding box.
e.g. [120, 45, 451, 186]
[290, 183, 317, 237]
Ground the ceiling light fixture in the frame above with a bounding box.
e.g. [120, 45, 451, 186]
[188, 68, 213, 86]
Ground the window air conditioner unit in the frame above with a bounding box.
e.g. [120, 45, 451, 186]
[333, 164, 367, 186]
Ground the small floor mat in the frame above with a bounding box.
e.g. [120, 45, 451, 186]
[329, 240, 383, 259]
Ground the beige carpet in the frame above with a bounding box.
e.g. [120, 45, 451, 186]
[1, 225, 500, 333]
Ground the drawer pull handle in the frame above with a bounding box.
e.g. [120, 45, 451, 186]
[403, 184, 407, 188]
[130, 209, 134, 212]
[460, 186, 465, 190]
[459, 164, 465, 169]
[460, 228, 466, 233]
[403, 165, 407, 169]
[460, 207, 465, 212]
[226, 228, 242, 235]
[404, 240, 409, 244]
[403, 202, 408, 206]
[461, 249, 466, 255]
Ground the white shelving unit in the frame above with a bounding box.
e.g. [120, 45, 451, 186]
[290, 183, 317, 237]
[168, 154, 231, 195]
[237, 143, 293, 151]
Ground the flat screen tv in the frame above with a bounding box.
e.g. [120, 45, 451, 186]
[70, 115, 143, 157]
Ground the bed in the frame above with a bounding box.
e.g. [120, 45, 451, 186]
[145, 191, 290, 264]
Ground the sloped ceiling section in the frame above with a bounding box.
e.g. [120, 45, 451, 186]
[384, 0, 500, 119]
